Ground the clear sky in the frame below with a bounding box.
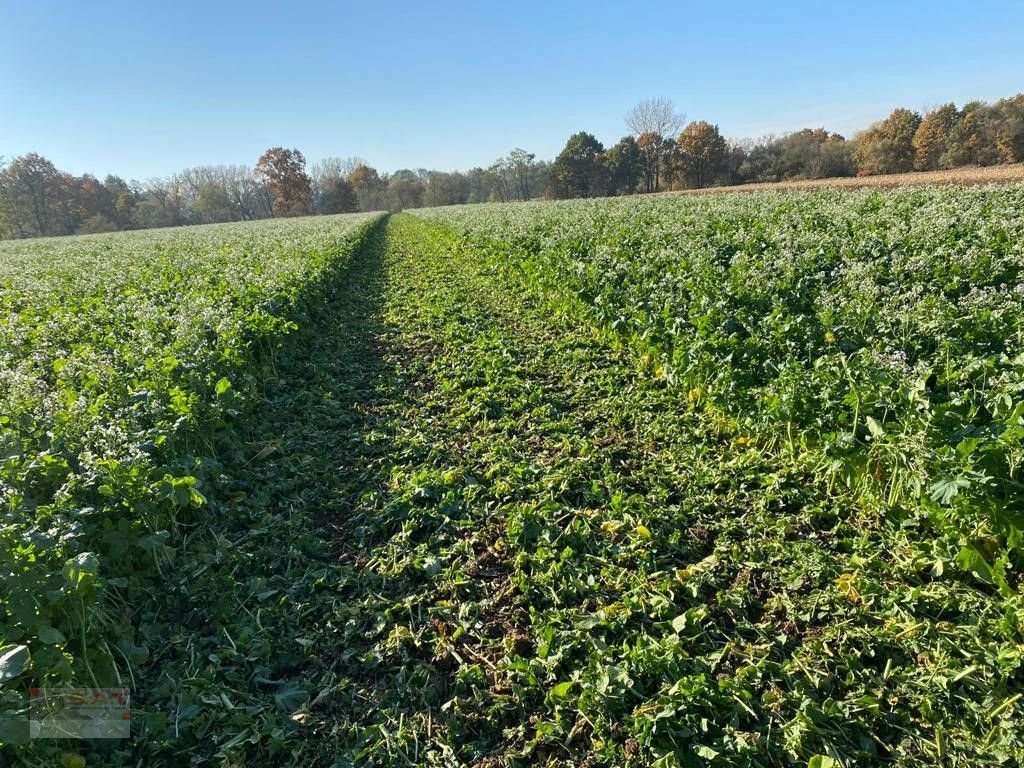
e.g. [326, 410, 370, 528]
[2, 0, 1022, 180]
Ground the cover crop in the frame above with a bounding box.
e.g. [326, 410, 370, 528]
[408, 186, 1024, 765]
[0, 213, 379, 749]
[418, 187, 1024, 586]
[4, 183, 1024, 766]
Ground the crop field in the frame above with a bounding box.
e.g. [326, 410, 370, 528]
[667, 163, 1024, 196]
[3, 185, 1024, 767]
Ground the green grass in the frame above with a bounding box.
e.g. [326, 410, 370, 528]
[4, 186, 1024, 766]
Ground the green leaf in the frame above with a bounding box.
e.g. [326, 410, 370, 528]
[596, 665, 631, 694]
[929, 476, 971, 505]
[695, 744, 720, 759]
[865, 416, 884, 438]
[0, 645, 29, 684]
[273, 682, 308, 713]
[672, 605, 709, 634]
[137, 530, 171, 551]
[808, 757, 837, 768]
[652, 753, 682, 768]
[549, 681, 573, 701]
[215, 376, 232, 396]
[37, 626, 66, 645]
[9, 590, 35, 626]
[956, 545, 995, 584]
[956, 437, 982, 459]
[62, 552, 99, 589]
[0, 708, 29, 746]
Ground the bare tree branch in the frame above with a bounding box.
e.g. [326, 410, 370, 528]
[625, 98, 685, 138]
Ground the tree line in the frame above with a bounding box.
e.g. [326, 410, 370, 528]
[549, 93, 1024, 198]
[2, 92, 1022, 238]
[0, 147, 555, 238]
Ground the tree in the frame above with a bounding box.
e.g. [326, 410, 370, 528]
[194, 183, 239, 223]
[735, 131, 855, 183]
[311, 156, 365, 213]
[464, 167, 496, 203]
[853, 108, 922, 175]
[387, 169, 424, 210]
[220, 165, 272, 220]
[551, 132, 608, 198]
[76, 175, 116, 225]
[942, 102, 999, 167]
[347, 164, 389, 211]
[626, 98, 685, 139]
[134, 177, 187, 229]
[0, 153, 65, 236]
[319, 176, 359, 214]
[255, 147, 312, 217]
[735, 136, 780, 183]
[636, 132, 672, 192]
[605, 136, 643, 195]
[487, 158, 515, 202]
[486, 149, 544, 202]
[675, 121, 728, 189]
[78, 213, 117, 234]
[310, 156, 365, 187]
[175, 165, 262, 222]
[422, 171, 469, 207]
[626, 99, 685, 193]
[0, 158, 9, 239]
[506, 149, 541, 200]
[772, 129, 852, 179]
[815, 136, 855, 179]
[992, 93, 1024, 164]
[913, 104, 959, 171]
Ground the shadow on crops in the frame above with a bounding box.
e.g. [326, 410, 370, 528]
[124, 214, 402, 765]
[236, 212, 402, 536]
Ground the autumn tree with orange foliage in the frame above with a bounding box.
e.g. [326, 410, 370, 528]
[913, 104, 959, 171]
[255, 147, 313, 217]
[675, 121, 728, 189]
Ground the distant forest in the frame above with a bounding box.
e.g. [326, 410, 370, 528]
[2, 93, 1022, 239]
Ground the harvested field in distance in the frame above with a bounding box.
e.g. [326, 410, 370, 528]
[667, 162, 1024, 196]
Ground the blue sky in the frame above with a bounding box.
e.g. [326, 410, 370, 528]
[2, 0, 1022, 180]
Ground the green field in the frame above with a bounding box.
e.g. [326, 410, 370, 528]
[3, 186, 1024, 766]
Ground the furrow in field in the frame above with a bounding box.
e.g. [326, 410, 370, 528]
[297, 216, 804, 765]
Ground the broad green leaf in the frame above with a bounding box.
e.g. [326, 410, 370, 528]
[273, 683, 309, 713]
[37, 626, 67, 645]
[651, 754, 681, 768]
[63, 552, 99, 589]
[9, 590, 35, 626]
[0, 709, 29, 746]
[956, 545, 995, 584]
[695, 745, 720, 759]
[549, 681, 573, 700]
